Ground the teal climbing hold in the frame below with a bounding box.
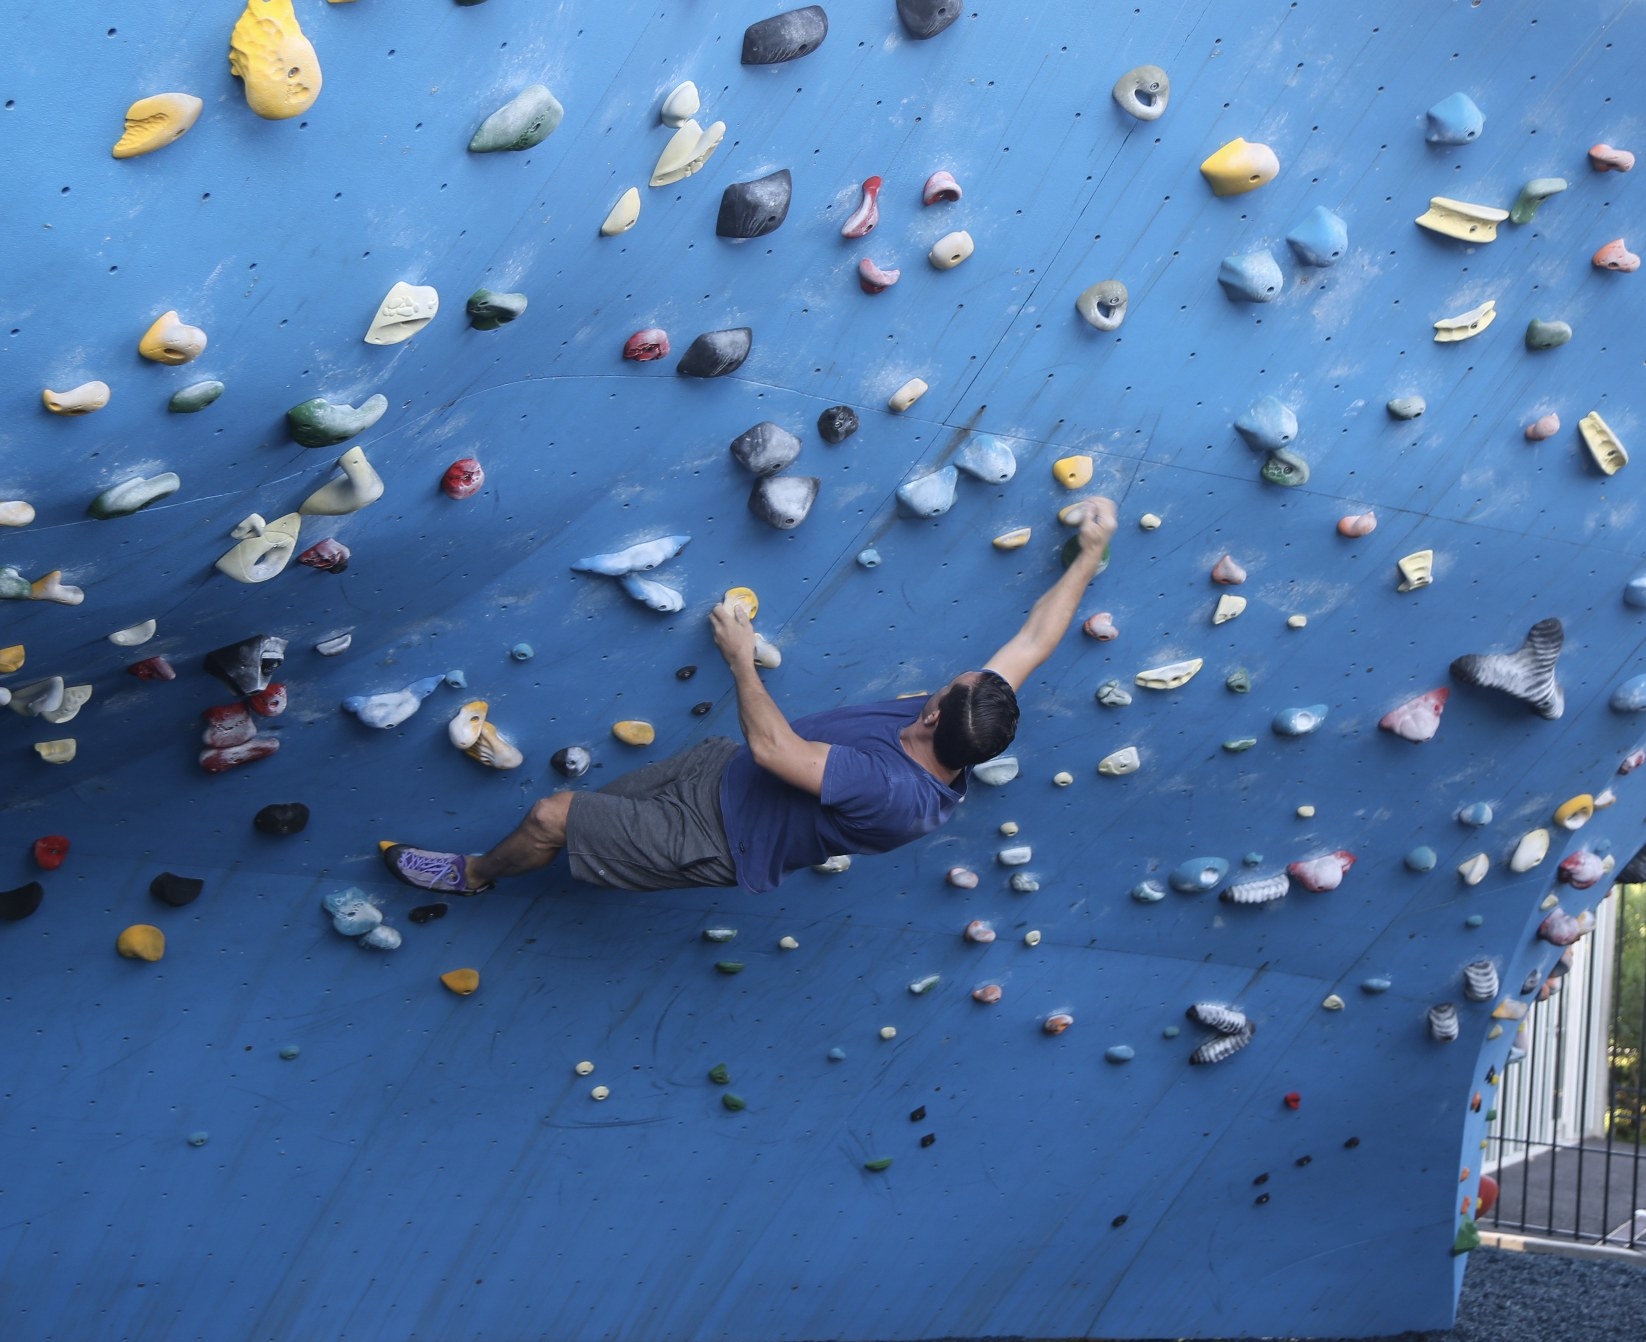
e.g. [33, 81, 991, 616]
[1406, 846, 1438, 872]
[1218, 250, 1284, 303]
[168, 379, 224, 413]
[1285, 205, 1348, 267]
[1425, 92, 1484, 145]
[1169, 856, 1229, 894]
[1105, 1045, 1136, 1063]
[469, 85, 563, 152]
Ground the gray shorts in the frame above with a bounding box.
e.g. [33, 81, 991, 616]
[562, 737, 741, 891]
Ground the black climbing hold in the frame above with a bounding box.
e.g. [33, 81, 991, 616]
[1111, 1214, 1128, 1228]
[254, 802, 309, 836]
[150, 872, 204, 908]
[896, 0, 960, 40]
[919, 1133, 936, 1148]
[816, 405, 859, 444]
[675, 665, 697, 681]
[1, 881, 45, 922]
[1253, 1172, 1270, 1186]
[741, 6, 828, 64]
[1344, 1136, 1361, 1149]
[748, 475, 820, 530]
[1255, 1192, 1270, 1205]
[408, 904, 448, 924]
[691, 701, 713, 716]
[206, 634, 286, 696]
[551, 745, 591, 779]
[707, 1062, 730, 1084]
[716, 169, 793, 239]
[1296, 1155, 1312, 1167]
[677, 328, 753, 378]
[908, 1105, 926, 1122]
[466, 289, 528, 330]
[730, 421, 803, 476]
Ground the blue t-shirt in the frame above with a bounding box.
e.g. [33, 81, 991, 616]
[718, 697, 968, 894]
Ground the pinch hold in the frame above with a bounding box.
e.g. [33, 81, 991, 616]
[858, 257, 901, 294]
[717, 169, 793, 239]
[840, 176, 882, 239]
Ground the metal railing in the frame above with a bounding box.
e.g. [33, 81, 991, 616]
[1484, 883, 1646, 1249]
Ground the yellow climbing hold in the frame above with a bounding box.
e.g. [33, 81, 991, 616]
[1553, 794, 1594, 829]
[723, 586, 759, 619]
[1415, 197, 1509, 243]
[1578, 411, 1628, 476]
[41, 381, 110, 415]
[613, 720, 656, 746]
[229, 0, 322, 120]
[1322, 994, 1345, 1011]
[992, 527, 1032, 550]
[600, 187, 641, 237]
[1051, 455, 1093, 489]
[1397, 550, 1434, 592]
[1433, 300, 1497, 343]
[35, 739, 76, 764]
[0, 645, 22, 674]
[440, 968, 480, 996]
[138, 311, 207, 365]
[117, 924, 165, 961]
[112, 93, 204, 159]
[1199, 138, 1280, 196]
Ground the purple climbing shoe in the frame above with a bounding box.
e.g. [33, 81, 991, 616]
[379, 843, 491, 895]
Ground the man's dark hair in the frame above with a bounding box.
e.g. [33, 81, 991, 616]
[932, 670, 1020, 770]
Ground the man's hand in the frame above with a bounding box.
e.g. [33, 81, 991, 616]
[1073, 496, 1118, 558]
[710, 600, 759, 668]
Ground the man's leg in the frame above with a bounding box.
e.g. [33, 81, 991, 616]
[381, 793, 572, 894]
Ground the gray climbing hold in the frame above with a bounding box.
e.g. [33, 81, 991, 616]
[741, 7, 828, 64]
[1261, 448, 1310, 488]
[955, 435, 1017, 482]
[1009, 873, 1040, 893]
[1111, 65, 1169, 121]
[716, 169, 793, 238]
[677, 328, 752, 378]
[1525, 319, 1572, 350]
[279, 1044, 301, 1060]
[1625, 574, 1646, 608]
[1095, 680, 1132, 708]
[895, 466, 959, 518]
[1510, 177, 1568, 224]
[817, 405, 859, 443]
[897, 0, 961, 39]
[1387, 396, 1426, 420]
[552, 745, 591, 778]
[1225, 668, 1252, 694]
[1611, 674, 1646, 712]
[468, 85, 563, 152]
[1361, 977, 1392, 994]
[1234, 395, 1297, 451]
[169, 379, 224, 413]
[972, 755, 1020, 786]
[1286, 205, 1348, 267]
[1075, 280, 1129, 332]
[1272, 704, 1327, 736]
[749, 475, 820, 529]
[1106, 1045, 1136, 1063]
[1132, 879, 1167, 903]
[619, 574, 685, 612]
[467, 289, 528, 330]
[729, 421, 803, 475]
[572, 535, 690, 575]
[856, 547, 881, 568]
[88, 472, 181, 519]
[1450, 617, 1564, 720]
[1457, 801, 1494, 827]
[1217, 250, 1284, 303]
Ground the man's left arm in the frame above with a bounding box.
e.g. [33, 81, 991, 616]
[711, 602, 830, 796]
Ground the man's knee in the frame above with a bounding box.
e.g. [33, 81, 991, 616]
[527, 792, 573, 845]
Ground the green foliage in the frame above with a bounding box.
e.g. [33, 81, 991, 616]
[1608, 884, 1646, 1142]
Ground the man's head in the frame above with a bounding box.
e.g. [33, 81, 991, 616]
[930, 670, 1020, 770]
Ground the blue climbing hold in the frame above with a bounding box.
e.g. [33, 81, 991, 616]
[1406, 846, 1438, 872]
[1286, 205, 1348, 267]
[511, 643, 535, 662]
[1425, 92, 1485, 145]
[1234, 395, 1297, 451]
[1272, 704, 1328, 737]
[1464, 914, 1485, 929]
[1625, 574, 1646, 608]
[1131, 879, 1167, 903]
[1457, 801, 1494, 827]
[954, 435, 1018, 483]
[1361, 977, 1392, 994]
[826, 1046, 847, 1062]
[1217, 250, 1284, 303]
[895, 466, 959, 519]
[1169, 856, 1229, 894]
[1105, 1045, 1136, 1063]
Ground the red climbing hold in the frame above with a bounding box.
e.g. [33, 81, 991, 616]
[199, 738, 281, 773]
[1477, 1174, 1499, 1217]
[202, 703, 257, 748]
[623, 328, 670, 362]
[840, 175, 882, 239]
[127, 655, 176, 681]
[33, 835, 69, 870]
[1283, 1092, 1301, 1110]
[298, 538, 351, 572]
[442, 458, 485, 500]
[248, 683, 287, 717]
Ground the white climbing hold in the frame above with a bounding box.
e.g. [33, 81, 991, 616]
[1213, 594, 1246, 625]
[1097, 746, 1140, 776]
[364, 281, 439, 345]
[972, 755, 1020, 786]
[1135, 658, 1202, 689]
[1458, 852, 1490, 885]
[1509, 828, 1550, 872]
[660, 81, 699, 127]
[600, 187, 641, 236]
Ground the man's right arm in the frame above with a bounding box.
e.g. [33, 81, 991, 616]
[711, 602, 830, 797]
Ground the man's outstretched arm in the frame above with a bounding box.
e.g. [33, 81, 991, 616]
[710, 601, 830, 796]
[984, 496, 1118, 691]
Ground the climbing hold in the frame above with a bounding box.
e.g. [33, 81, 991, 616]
[650, 119, 726, 187]
[216, 512, 301, 584]
[1075, 281, 1129, 332]
[778, 936, 799, 950]
[1211, 554, 1246, 585]
[150, 872, 203, 908]
[1578, 411, 1628, 475]
[1525, 413, 1561, 441]
[1428, 1003, 1460, 1042]
[1432, 299, 1498, 342]
[1084, 613, 1119, 641]
[548, 746, 593, 781]
[254, 803, 308, 836]
[1137, 512, 1162, 530]
[1387, 396, 1426, 421]
[169, 380, 224, 413]
[1200, 138, 1279, 195]
[34, 740, 77, 765]
[1286, 206, 1349, 266]
[895, 466, 958, 518]
[1379, 688, 1449, 743]
[1052, 771, 1074, 787]
[467, 290, 528, 330]
[730, 422, 803, 476]
[813, 855, 850, 875]
[1, 881, 44, 921]
[1222, 873, 1289, 906]
[138, 311, 207, 365]
[897, 0, 961, 38]
[591, 1086, 610, 1101]
[1362, 978, 1391, 995]
[1464, 962, 1499, 1002]
[1131, 879, 1166, 903]
[324, 889, 382, 937]
[287, 394, 387, 448]
[315, 634, 352, 656]
[1465, 915, 1485, 930]
[1508, 177, 1569, 224]
[1418, 198, 1510, 245]
[364, 282, 438, 345]
[573, 536, 690, 577]
[816, 406, 859, 444]
[1589, 143, 1636, 172]
[1222, 738, 1257, 753]
[1112, 65, 1169, 121]
[1098, 746, 1141, 777]
[1009, 873, 1040, 893]
[1224, 668, 1252, 695]
[972, 756, 1020, 786]
[840, 176, 882, 239]
[677, 328, 752, 378]
[1457, 853, 1490, 886]
[33, 836, 69, 871]
[1052, 455, 1093, 489]
[1170, 857, 1229, 895]
[1234, 396, 1297, 452]
[748, 475, 820, 530]
[0, 501, 33, 528]
[600, 188, 641, 237]
[1260, 447, 1311, 489]
[1217, 250, 1284, 303]
[41, 381, 110, 415]
[440, 969, 480, 996]
[612, 720, 655, 748]
[1406, 846, 1437, 872]
[300, 447, 383, 516]
[229, 0, 321, 120]
[997, 846, 1032, 867]
[28, 682, 90, 725]
[448, 701, 523, 770]
[1424, 92, 1485, 145]
[112, 92, 203, 158]
[1450, 617, 1565, 719]
[717, 170, 793, 239]
[1094, 680, 1131, 707]
[117, 925, 165, 961]
[1043, 1013, 1074, 1036]
[951, 436, 1014, 483]
[88, 473, 181, 520]
[723, 587, 759, 619]
[999, 822, 1019, 837]
[1135, 658, 1202, 690]
[741, 6, 828, 64]
[1104, 1045, 1135, 1065]
[1592, 238, 1640, 272]
[614, 575, 681, 612]
[440, 459, 485, 501]
[1323, 995, 1345, 1011]
[715, 961, 746, 977]
[1509, 828, 1550, 872]
[468, 85, 563, 152]
[1273, 704, 1327, 737]
[1396, 550, 1434, 592]
[342, 676, 444, 730]
[1186, 1004, 1256, 1063]
[946, 867, 978, 889]
[660, 82, 698, 128]
[1612, 674, 1646, 712]
[1525, 319, 1572, 350]
[1288, 851, 1355, 892]
[1540, 907, 1597, 946]
[928, 231, 974, 270]
[857, 257, 901, 294]
[1552, 794, 1594, 829]
[908, 974, 941, 995]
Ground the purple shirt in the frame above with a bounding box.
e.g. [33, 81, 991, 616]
[718, 697, 968, 894]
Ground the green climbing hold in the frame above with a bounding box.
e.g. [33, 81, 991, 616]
[721, 1092, 747, 1112]
[169, 379, 224, 413]
[715, 961, 745, 974]
[1524, 319, 1572, 350]
[1226, 668, 1252, 694]
[88, 472, 181, 519]
[1260, 447, 1310, 487]
[469, 85, 563, 153]
[287, 394, 388, 448]
[863, 1157, 893, 1172]
[1451, 1219, 1481, 1255]
[467, 289, 529, 330]
[707, 1062, 730, 1084]
[1509, 177, 1568, 224]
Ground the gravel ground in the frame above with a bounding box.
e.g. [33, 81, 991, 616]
[1386, 1248, 1646, 1342]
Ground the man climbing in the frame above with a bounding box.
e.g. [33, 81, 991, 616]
[382, 496, 1118, 896]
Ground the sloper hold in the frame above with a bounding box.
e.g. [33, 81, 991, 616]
[1450, 617, 1564, 719]
[660, 82, 699, 127]
[749, 476, 820, 529]
[897, 0, 961, 40]
[601, 187, 641, 236]
[89, 473, 181, 519]
[364, 282, 438, 345]
[170, 380, 224, 413]
[816, 406, 859, 444]
[112, 93, 203, 158]
[571, 535, 689, 576]
[1200, 138, 1279, 195]
[741, 7, 828, 64]
[1112, 65, 1169, 121]
[1286, 205, 1348, 266]
[466, 290, 527, 330]
[1218, 251, 1284, 302]
[730, 422, 803, 475]
[1234, 396, 1296, 451]
[955, 435, 1016, 482]
[1424, 92, 1485, 145]
[287, 394, 387, 447]
[717, 170, 792, 239]
[468, 85, 563, 152]
[650, 119, 726, 186]
[895, 467, 959, 518]
[300, 447, 383, 516]
[678, 328, 752, 378]
[229, 0, 321, 119]
[1524, 319, 1572, 351]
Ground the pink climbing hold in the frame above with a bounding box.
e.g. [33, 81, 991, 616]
[248, 684, 288, 717]
[1211, 554, 1247, 585]
[298, 538, 351, 572]
[963, 919, 996, 944]
[1378, 687, 1449, 743]
[442, 458, 485, 500]
[1337, 511, 1377, 538]
[1589, 143, 1636, 172]
[840, 175, 882, 239]
[127, 655, 176, 681]
[1082, 612, 1118, 641]
[972, 984, 1002, 1004]
[1557, 850, 1606, 889]
[622, 328, 670, 362]
[923, 170, 962, 205]
[1620, 748, 1646, 775]
[1592, 238, 1641, 272]
[1524, 413, 1561, 441]
[199, 737, 280, 774]
[1286, 851, 1356, 892]
[1539, 906, 1596, 945]
[858, 257, 901, 294]
[947, 866, 979, 889]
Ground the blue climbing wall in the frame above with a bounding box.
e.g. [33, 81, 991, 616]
[2, 1, 1644, 1337]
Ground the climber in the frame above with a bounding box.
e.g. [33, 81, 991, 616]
[381, 496, 1119, 897]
